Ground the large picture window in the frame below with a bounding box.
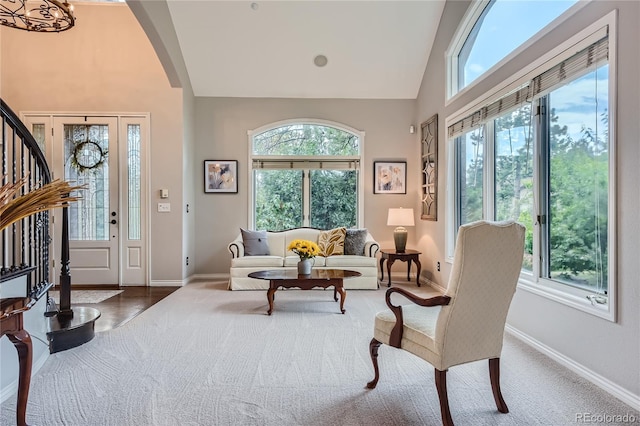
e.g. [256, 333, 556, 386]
[546, 66, 609, 293]
[448, 19, 614, 319]
[250, 122, 362, 230]
[494, 104, 534, 271]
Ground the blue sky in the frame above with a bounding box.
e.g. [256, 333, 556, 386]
[461, 0, 608, 158]
[465, 0, 577, 85]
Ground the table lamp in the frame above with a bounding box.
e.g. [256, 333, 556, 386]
[387, 208, 415, 252]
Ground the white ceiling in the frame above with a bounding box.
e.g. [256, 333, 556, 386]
[166, 1, 446, 99]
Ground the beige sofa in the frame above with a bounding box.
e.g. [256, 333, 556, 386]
[228, 227, 380, 290]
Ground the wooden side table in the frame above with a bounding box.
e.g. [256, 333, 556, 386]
[379, 249, 422, 287]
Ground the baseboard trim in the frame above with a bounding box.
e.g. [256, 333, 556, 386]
[190, 273, 229, 281]
[505, 324, 640, 411]
[149, 280, 185, 287]
[419, 276, 447, 293]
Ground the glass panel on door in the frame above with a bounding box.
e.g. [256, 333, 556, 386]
[127, 124, 141, 240]
[64, 124, 110, 241]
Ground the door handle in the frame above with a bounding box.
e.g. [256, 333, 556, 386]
[110, 219, 117, 225]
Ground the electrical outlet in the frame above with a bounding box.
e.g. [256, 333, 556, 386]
[186, 257, 189, 266]
[437, 261, 441, 272]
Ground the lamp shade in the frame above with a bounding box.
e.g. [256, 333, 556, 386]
[387, 208, 415, 227]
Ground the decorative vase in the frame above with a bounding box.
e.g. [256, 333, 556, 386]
[297, 258, 314, 275]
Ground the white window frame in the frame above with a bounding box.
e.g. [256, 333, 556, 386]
[445, 0, 588, 104]
[247, 119, 365, 230]
[446, 11, 617, 321]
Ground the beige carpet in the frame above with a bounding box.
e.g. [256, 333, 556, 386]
[48, 290, 123, 304]
[2, 280, 637, 425]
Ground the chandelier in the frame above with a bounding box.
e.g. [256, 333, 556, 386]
[0, 0, 75, 32]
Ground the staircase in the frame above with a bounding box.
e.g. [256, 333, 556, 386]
[1, 98, 100, 353]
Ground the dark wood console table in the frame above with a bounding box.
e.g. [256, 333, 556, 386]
[1, 297, 33, 426]
[248, 269, 361, 315]
[379, 249, 422, 288]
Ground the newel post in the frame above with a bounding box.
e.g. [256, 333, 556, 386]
[58, 204, 73, 318]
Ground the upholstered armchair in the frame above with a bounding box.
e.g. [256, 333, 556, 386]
[366, 220, 525, 426]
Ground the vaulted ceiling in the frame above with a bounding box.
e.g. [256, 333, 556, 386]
[151, 1, 446, 99]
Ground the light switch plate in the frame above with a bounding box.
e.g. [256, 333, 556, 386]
[157, 203, 171, 213]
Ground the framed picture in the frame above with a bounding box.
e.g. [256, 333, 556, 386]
[204, 160, 238, 193]
[373, 161, 406, 194]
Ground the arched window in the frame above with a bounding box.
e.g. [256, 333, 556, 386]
[249, 121, 363, 231]
[449, 0, 578, 98]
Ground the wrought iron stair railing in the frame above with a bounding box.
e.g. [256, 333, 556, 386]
[1, 98, 58, 300]
[2, 98, 101, 355]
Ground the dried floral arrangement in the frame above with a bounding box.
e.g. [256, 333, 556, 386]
[0, 176, 82, 232]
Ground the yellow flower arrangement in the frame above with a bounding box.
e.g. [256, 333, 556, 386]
[287, 239, 320, 260]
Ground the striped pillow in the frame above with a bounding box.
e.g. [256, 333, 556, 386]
[318, 227, 346, 256]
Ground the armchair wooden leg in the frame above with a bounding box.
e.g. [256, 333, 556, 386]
[366, 338, 382, 389]
[489, 358, 509, 413]
[435, 368, 454, 426]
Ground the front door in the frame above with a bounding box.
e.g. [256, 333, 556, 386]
[53, 117, 119, 285]
[23, 113, 149, 286]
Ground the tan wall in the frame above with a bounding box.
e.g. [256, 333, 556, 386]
[0, 3, 185, 283]
[415, 0, 640, 397]
[193, 97, 418, 275]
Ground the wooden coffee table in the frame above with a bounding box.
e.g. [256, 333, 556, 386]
[248, 269, 361, 315]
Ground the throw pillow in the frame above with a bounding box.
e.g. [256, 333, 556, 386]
[344, 228, 368, 255]
[241, 228, 270, 256]
[317, 227, 346, 256]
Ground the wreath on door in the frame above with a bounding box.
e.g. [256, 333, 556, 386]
[70, 140, 108, 173]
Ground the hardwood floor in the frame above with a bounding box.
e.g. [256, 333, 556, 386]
[70, 286, 180, 333]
